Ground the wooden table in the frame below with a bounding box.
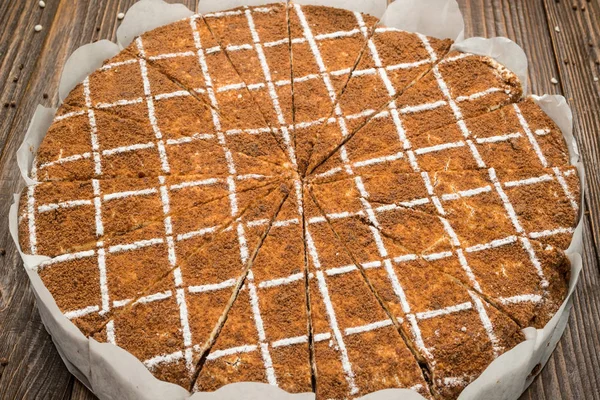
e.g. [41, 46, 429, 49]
[1, 1, 599, 399]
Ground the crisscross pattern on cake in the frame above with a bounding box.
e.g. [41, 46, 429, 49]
[19, 3, 579, 400]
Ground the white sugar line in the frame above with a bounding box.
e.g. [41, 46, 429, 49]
[440, 53, 473, 64]
[37, 199, 92, 213]
[148, 51, 195, 60]
[159, 172, 193, 370]
[91, 179, 109, 315]
[416, 301, 472, 320]
[102, 142, 155, 156]
[499, 294, 543, 305]
[176, 226, 218, 241]
[488, 168, 523, 233]
[513, 104, 548, 168]
[65, 305, 100, 319]
[108, 238, 164, 253]
[136, 290, 173, 305]
[535, 128, 550, 136]
[422, 251, 453, 261]
[96, 97, 143, 109]
[83, 77, 102, 176]
[465, 235, 517, 253]
[247, 270, 277, 385]
[54, 110, 86, 121]
[135, 37, 170, 174]
[414, 140, 464, 155]
[503, 174, 553, 187]
[353, 152, 403, 168]
[145, 350, 185, 369]
[258, 272, 305, 289]
[344, 319, 393, 336]
[103, 188, 157, 201]
[469, 291, 502, 355]
[475, 132, 522, 144]
[422, 171, 445, 215]
[553, 167, 579, 210]
[271, 335, 308, 348]
[325, 264, 357, 276]
[166, 133, 215, 145]
[226, 127, 272, 136]
[399, 100, 446, 115]
[441, 186, 491, 201]
[38, 249, 96, 269]
[441, 376, 470, 387]
[100, 59, 137, 70]
[170, 178, 220, 190]
[243, 7, 296, 167]
[305, 227, 358, 394]
[206, 344, 258, 361]
[154, 90, 192, 101]
[431, 64, 486, 168]
[529, 226, 574, 239]
[456, 87, 507, 102]
[188, 279, 237, 293]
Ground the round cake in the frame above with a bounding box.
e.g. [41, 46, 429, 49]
[18, 2, 580, 399]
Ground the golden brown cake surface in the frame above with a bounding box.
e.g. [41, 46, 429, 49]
[19, 2, 580, 399]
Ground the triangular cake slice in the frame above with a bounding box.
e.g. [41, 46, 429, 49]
[19, 174, 279, 257]
[91, 183, 290, 390]
[201, 3, 297, 167]
[48, 50, 290, 182]
[310, 96, 572, 182]
[287, 3, 381, 173]
[310, 166, 580, 252]
[194, 184, 312, 393]
[306, 186, 529, 398]
[308, 175, 571, 330]
[122, 17, 292, 168]
[23, 180, 282, 337]
[303, 188, 431, 399]
[307, 50, 523, 176]
[299, 24, 453, 174]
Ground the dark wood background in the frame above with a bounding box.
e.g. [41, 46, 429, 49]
[0, 0, 598, 399]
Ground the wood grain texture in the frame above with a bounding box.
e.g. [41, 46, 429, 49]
[0, 1, 598, 399]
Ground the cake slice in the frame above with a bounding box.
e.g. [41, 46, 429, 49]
[310, 165, 580, 252]
[194, 185, 312, 393]
[91, 182, 290, 389]
[310, 96, 573, 182]
[22, 180, 283, 336]
[123, 17, 292, 168]
[307, 50, 523, 176]
[18, 174, 279, 257]
[306, 188, 530, 399]
[201, 3, 297, 167]
[287, 3, 380, 173]
[308, 175, 571, 329]
[303, 188, 432, 399]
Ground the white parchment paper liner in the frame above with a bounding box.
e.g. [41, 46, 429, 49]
[9, 0, 585, 398]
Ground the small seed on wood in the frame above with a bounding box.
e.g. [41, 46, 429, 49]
[0, 248, 5, 256]
[594, 76, 599, 82]
[10, 102, 16, 107]
[572, 3, 577, 9]
[117, 12, 125, 20]
[43, 93, 49, 99]
[3, 103, 8, 108]
[554, 26, 560, 32]
[34, 24, 42, 32]
[39, 1, 45, 8]
[551, 77, 559, 84]
[12, 77, 18, 82]
[18, 63, 23, 70]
